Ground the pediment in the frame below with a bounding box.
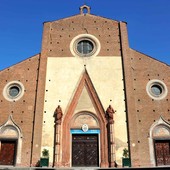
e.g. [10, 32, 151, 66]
[63, 69, 106, 125]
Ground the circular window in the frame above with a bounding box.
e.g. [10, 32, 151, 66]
[77, 40, 94, 55]
[151, 84, 162, 96]
[9, 86, 20, 97]
[146, 80, 168, 100]
[70, 34, 101, 57]
[3, 81, 25, 101]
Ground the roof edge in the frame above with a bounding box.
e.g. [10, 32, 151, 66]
[43, 13, 125, 25]
[0, 53, 40, 72]
[130, 48, 170, 67]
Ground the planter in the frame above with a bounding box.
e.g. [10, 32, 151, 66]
[122, 157, 131, 167]
[40, 157, 49, 167]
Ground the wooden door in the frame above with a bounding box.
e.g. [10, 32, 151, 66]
[72, 134, 99, 167]
[0, 141, 17, 165]
[155, 141, 170, 166]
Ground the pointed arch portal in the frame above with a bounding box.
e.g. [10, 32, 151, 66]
[0, 115, 22, 166]
[149, 117, 170, 166]
[59, 70, 109, 167]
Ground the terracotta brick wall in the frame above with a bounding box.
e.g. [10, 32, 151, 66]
[0, 54, 40, 166]
[127, 49, 170, 167]
[119, 20, 170, 167]
[42, 14, 121, 58]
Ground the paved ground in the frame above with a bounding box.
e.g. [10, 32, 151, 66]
[1, 167, 170, 170]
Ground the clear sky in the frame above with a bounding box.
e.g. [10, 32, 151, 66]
[0, 0, 170, 70]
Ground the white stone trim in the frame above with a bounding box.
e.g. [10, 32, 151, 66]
[146, 79, 168, 100]
[3, 81, 25, 102]
[70, 34, 101, 58]
[149, 117, 170, 166]
[0, 115, 23, 165]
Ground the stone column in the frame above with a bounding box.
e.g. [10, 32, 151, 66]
[53, 105, 63, 167]
[109, 122, 116, 167]
[106, 105, 116, 167]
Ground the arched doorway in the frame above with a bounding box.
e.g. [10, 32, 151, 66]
[70, 112, 100, 167]
[57, 70, 109, 167]
[61, 109, 108, 167]
[0, 115, 22, 166]
[149, 117, 170, 166]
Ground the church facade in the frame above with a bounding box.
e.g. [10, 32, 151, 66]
[0, 5, 170, 168]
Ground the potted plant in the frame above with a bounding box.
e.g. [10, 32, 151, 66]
[42, 149, 49, 158]
[122, 148, 131, 167]
[40, 149, 49, 167]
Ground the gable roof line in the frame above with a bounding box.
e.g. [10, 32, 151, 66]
[0, 53, 40, 72]
[130, 48, 170, 67]
[43, 13, 125, 25]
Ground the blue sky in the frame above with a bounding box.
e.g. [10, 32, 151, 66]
[0, 0, 170, 70]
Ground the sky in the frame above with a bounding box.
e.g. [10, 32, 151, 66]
[0, 0, 170, 70]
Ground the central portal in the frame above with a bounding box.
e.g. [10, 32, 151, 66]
[72, 134, 99, 167]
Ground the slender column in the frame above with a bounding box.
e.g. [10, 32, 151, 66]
[53, 105, 63, 167]
[106, 105, 116, 167]
[55, 124, 61, 166]
[110, 123, 116, 167]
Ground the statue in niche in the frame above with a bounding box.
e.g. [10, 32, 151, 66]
[106, 105, 115, 124]
[54, 105, 63, 125]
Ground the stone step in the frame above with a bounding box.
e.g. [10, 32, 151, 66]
[1, 167, 170, 170]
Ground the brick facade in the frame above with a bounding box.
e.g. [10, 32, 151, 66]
[0, 5, 170, 168]
[0, 54, 40, 166]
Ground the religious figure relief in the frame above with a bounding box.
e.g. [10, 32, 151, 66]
[106, 105, 115, 124]
[54, 105, 63, 125]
